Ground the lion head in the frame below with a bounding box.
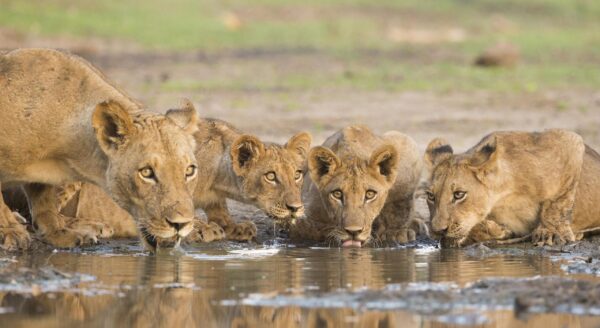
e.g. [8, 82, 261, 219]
[92, 99, 199, 250]
[307, 144, 399, 247]
[423, 135, 500, 245]
[230, 132, 312, 221]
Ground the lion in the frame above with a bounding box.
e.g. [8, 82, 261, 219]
[0, 48, 199, 251]
[290, 125, 424, 247]
[423, 129, 600, 247]
[28, 118, 312, 243]
[188, 118, 311, 241]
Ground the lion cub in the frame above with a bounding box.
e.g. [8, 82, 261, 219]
[189, 119, 311, 241]
[0, 48, 199, 251]
[423, 129, 600, 247]
[44, 119, 311, 243]
[291, 126, 423, 247]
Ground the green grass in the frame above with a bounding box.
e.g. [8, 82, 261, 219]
[159, 62, 600, 93]
[1, 0, 599, 92]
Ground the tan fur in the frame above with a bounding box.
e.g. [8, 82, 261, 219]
[291, 126, 424, 247]
[57, 182, 138, 238]
[423, 129, 600, 247]
[0, 48, 199, 251]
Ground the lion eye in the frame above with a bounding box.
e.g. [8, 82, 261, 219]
[453, 191, 466, 201]
[294, 170, 303, 181]
[426, 191, 435, 202]
[365, 190, 377, 201]
[331, 190, 343, 201]
[185, 165, 197, 178]
[139, 167, 156, 181]
[265, 172, 276, 182]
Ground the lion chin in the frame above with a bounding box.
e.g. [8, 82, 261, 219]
[267, 206, 295, 221]
[137, 218, 195, 252]
[329, 230, 369, 248]
[440, 235, 469, 248]
[341, 240, 363, 248]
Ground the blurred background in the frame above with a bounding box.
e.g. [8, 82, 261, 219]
[1, 0, 599, 150]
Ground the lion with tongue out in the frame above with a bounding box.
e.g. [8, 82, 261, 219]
[290, 126, 424, 247]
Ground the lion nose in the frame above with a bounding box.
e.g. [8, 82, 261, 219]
[344, 226, 363, 237]
[166, 215, 193, 231]
[167, 222, 183, 231]
[431, 217, 449, 233]
[166, 221, 192, 232]
[286, 203, 303, 213]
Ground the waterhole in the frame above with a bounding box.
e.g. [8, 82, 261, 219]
[1, 239, 599, 327]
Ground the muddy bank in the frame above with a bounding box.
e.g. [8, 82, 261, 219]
[236, 276, 600, 317]
[457, 234, 600, 278]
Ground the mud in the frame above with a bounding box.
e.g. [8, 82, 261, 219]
[237, 276, 600, 316]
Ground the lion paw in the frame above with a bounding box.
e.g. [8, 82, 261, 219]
[440, 236, 467, 248]
[378, 228, 417, 244]
[0, 224, 31, 251]
[225, 221, 257, 242]
[408, 217, 430, 237]
[532, 225, 575, 246]
[188, 221, 226, 243]
[66, 219, 114, 239]
[43, 228, 101, 248]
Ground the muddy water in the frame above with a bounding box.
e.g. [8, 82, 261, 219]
[0, 242, 599, 328]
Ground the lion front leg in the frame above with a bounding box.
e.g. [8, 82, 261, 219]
[0, 198, 31, 250]
[441, 220, 515, 248]
[288, 218, 321, 241]
[187, 219, 226, 243]
[467, 219, 513, 243]
[373, 213, 423, 245]
[532, 186, 577, 247]
[0, 182, 31, 250]
[204, 201, 256, 242]
[24, 183, 112, 248]
[375, 226, 417, 244]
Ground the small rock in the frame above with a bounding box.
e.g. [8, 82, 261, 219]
[474, 43, 520, 67]
[31, 284, 41, 296]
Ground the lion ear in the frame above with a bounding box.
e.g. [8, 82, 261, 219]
[468, 134, 498, 168]
[285, 132, 312, 160]
[424, 138, 453, 170]
[308, 146, 341, 186]
[166, 98, 199, 135]
[231, 135, 265, 175]
[92, 100, 135, 155]
[368, 144, 399, 184]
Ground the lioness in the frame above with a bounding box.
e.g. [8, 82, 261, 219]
[30, 119, 312, 242]
[0, 48, 199, 251]
[423, 129, 600, 247]
[291, 126, 423, 247]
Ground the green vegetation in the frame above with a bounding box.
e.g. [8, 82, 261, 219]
[1, 0, 599, 92]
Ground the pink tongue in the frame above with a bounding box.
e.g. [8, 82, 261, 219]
[342, 240, 362, 248]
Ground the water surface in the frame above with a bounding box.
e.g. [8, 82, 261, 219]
[0, 241, 598, 327]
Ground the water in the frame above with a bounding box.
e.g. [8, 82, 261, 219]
[0, 241, 599, 327]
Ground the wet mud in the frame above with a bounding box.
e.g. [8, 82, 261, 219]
[1, 228, 600, 327]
